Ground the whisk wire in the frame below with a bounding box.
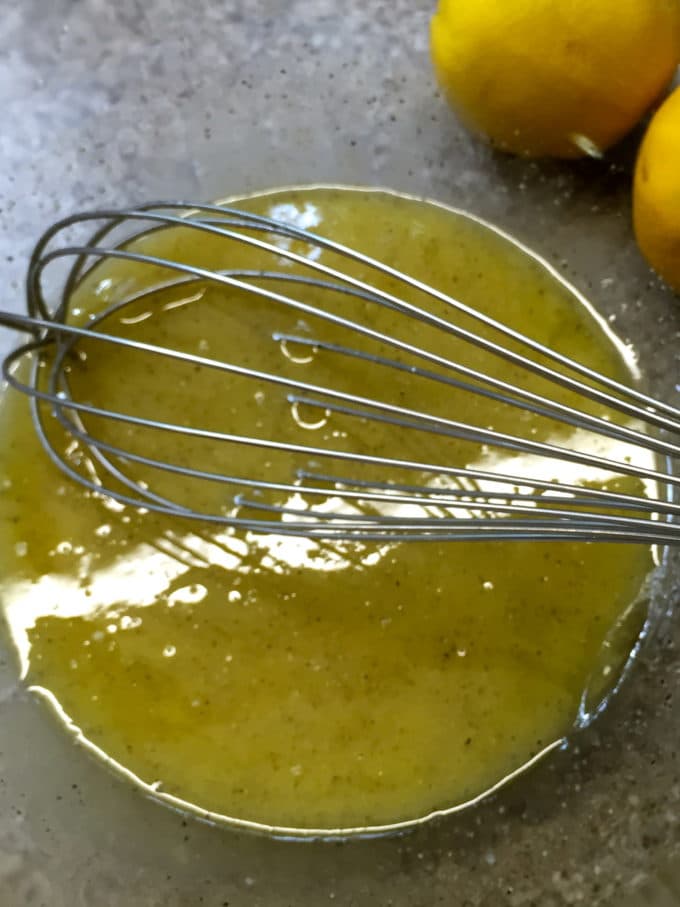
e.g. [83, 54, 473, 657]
[4, 310, 678, 504]
[0, 201, 677, 544]
[27, 205, 680, 428]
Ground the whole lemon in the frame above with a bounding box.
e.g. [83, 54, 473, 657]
[430, 0, 680, 158]
[634, 85, 680, 293]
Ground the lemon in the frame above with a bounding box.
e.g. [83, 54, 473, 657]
[634, 86, 680, 293]
[430, 0, 680, 158]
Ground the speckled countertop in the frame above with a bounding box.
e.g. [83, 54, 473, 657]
[1, 2, 679, 905]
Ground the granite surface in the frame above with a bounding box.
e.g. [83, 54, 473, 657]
[0, 1, 679, 904]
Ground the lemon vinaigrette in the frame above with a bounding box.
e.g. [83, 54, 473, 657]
[0, 187, 657, 833]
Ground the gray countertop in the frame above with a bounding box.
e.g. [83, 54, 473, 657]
[1, 1, 679, 904]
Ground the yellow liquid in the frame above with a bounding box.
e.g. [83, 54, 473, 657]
[0, 187, 655, 832]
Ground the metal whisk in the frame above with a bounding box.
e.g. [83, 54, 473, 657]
[0, 201, 678, 544]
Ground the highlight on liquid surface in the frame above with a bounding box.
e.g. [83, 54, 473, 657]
[0, 187, 657, 833]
